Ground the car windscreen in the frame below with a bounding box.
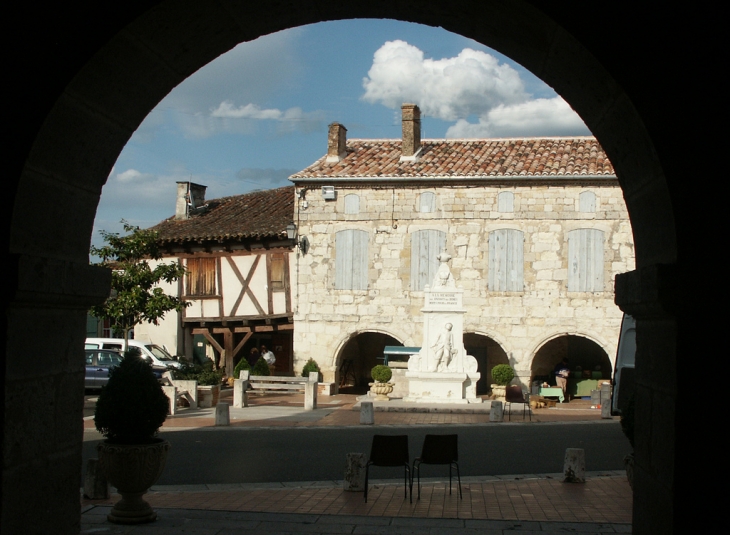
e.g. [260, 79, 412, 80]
[146, 344, 174, 362]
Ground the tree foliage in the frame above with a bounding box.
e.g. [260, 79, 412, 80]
[90, 221, 189, 346]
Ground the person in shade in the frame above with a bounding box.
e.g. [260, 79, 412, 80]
[553, 358, 571, 400]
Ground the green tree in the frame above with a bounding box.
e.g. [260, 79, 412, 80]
[90, 221, 189, 351]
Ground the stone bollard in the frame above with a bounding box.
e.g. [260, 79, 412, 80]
[215, 402, 230, 426]
[304, 371, 318, 410]
[161, 385, 177, 415]
[563, 448, 586, 482]
[360, 401, 374, 424]
[83, 458, 110, 499]
[601, 383, 612, 419]
[233, 378, 249, 408]
[343, 453, 366, 491]
[490, 400, 504, 422]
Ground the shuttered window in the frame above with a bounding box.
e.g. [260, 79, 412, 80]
[498, 191, 514, 213]
[344, 194, 360, 214]
[335, 230, 369, 290]
[411, 229, 447, 290]
[488, 229, 524, 291]
[420, 192, 435, 213]
[186, 257, 216, 296]
[270, 254, 285, 291]
[579, 191, 596, 213]
[568, 228, 604, 291]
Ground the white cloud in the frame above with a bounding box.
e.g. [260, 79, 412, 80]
[116, 169, 152, 182]
[446, 97, 590, 138]
[362, 40, 588, 137]
[362, 40, 527, 121]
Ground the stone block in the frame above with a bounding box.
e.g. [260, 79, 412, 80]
[215, 403, 230, 426]
[304, 373, 318, 410]
[233, 378, 248, 408]
[490, 401, 504, 422]
[161, 385, 177, 415]
[343, 453, 366, 492]
[563, 448, 586, 482]
[83, 458, 109, 499]
[360, 401, 375, 424]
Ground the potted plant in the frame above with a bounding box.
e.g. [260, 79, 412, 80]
[490, 364, 515, 401]
[173, 361, 223, 408]
[369, 364, 394, 401]
[94, 353, 171, 524]
[301, 358, 322, 381]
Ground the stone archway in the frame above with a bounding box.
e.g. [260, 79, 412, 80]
[463, 332, 509, 395]
[531, 334, 612, 388]
[6, 2, 694, 534]
[336, 331, 401, 393]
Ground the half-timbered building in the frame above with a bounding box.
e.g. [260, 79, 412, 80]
[135, 183, 296, 376]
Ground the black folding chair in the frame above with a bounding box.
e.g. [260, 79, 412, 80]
[412, 434, 461, 499]
[364, 434, 411, 503]
[505, 385, 532, 421]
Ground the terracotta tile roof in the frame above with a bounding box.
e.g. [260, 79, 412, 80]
[290, 137, 614, 180]
[150, 186, 294, 244]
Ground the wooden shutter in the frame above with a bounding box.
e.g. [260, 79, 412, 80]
[335, 230, 369, 290]
[488, 229, 524, 291]
[186, 257, 216, 296]
[498, 191, 514, 213]
[579, 191, 596, 213]
[420, 192, 435, 213]
[270, 253, 285, 291]
[344, 194, 360, 214]
[568, 229, 604, 291]
[411, 229, 447, 290]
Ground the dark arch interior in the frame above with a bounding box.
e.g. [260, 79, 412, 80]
[338, 332, 401, 393]
[531, 335, 612, 386]
[463, 333, 509, 394]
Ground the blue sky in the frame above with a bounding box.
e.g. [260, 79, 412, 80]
[94, 19, 589, 248]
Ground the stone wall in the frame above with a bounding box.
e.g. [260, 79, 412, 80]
[292, 182, 634, 386]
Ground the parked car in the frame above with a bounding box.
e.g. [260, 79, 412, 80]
[85, 348, 169, 390]
[85, 338, 182, 369]
[611, 314, 636, 415]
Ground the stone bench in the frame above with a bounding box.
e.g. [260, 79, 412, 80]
[160, 371, 198, 415]
[233, 371, 318, 410]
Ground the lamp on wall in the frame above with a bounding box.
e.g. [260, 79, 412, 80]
[286, 222, 309, 254]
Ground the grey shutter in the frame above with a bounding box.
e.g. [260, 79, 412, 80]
[489, 229, 523, 291]
[579, 191, 596, 213]
[411, 230, 446, 290]
[344, 194, 360, 214]
[568, 229, 604, 291]
[335, 230, 368, 290]
[420, 192, 435, 213]
[498, 191, 514, 213]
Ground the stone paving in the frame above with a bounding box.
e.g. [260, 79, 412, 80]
[81, 391, 632, 533]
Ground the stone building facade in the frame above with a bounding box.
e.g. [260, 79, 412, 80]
[289, 105, 634, 392]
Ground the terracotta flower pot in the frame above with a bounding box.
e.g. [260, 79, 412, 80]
[369, 382, 394, 401]
[97, 439, 170, 524]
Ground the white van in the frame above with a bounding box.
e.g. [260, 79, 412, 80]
[611, 314, 636, 415]
[85, 338, 183, 369]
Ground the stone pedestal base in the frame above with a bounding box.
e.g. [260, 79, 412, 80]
[404, 372, 482, 404]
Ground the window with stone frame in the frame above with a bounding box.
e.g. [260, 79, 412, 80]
[567, 228, 604, 292]
[186, 257, 217, 296]
[488, 229, 524, 291]
[411, 229, 447, 290]
[335, 229, 369, 290]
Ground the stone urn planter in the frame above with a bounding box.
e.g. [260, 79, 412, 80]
[369, 381, 395, 401]
[197, 385, 220, 408]
[491, 384, 506, 401]
[98, 439, 170, 524]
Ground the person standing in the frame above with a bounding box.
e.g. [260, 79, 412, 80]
[554, 358, 570, 401]
[261, 345, 276, 374]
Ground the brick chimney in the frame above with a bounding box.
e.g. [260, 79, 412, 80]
[326, 122, 347, 163]
[400, 103, 421, 161]
[175, 181, 207, 220]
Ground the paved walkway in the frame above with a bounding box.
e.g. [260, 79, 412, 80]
[81, 391, 633, 533]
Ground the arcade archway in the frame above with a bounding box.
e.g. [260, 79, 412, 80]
[337, 332, 401, 393]
[463, 333, 509, 395]
[531, 335, 612, 388]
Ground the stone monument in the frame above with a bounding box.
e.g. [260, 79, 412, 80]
[404, 250, 482, 403]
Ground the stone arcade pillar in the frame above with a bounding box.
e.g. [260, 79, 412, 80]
[404, 250, 481, 403]
[615, 264, 677, 535]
